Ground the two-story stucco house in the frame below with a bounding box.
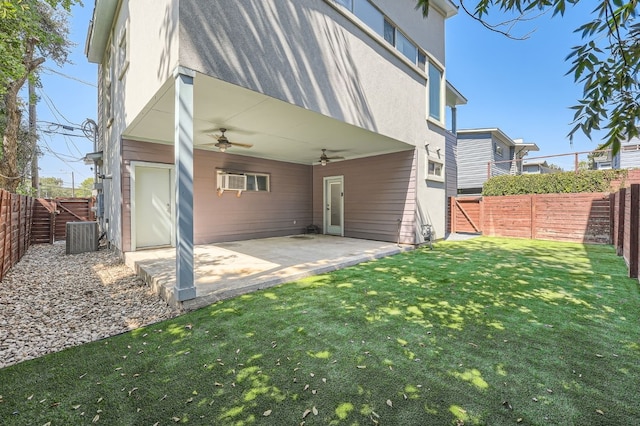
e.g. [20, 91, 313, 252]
[84, 0, 459, 302]
[456, 128, 539, 195]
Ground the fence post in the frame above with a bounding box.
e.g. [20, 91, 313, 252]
[450, 197, 456, 234]
[530, 195, 536, 240]
[629, 185, 639, 278]
[617, 188, 626, 256]
[479, 197, 485, 235]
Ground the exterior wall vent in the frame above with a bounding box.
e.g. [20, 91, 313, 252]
[219, 173, 247, 191]
[66, 221, 99, 254]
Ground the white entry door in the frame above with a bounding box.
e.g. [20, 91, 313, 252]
[133, 165, 174, 249]
[324, 176, 344, 236]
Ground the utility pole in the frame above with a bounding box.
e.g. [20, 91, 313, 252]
[28, 78, 39, 197]
[71, 171, 75, 197]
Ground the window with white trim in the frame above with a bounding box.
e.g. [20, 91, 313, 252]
[428, 63, 442, 121]
[333, 0, 426, 68]
[104, 44, 113, 126]
[426, 157, 444, 182]
[118, 25, 129, 80]
[245, 173, 270, 192]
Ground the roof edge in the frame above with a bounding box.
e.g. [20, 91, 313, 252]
[85, 0, 119, 63]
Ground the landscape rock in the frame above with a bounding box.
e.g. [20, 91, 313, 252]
[0, 242, 178, 369]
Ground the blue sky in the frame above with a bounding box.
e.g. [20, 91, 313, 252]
[36, 1, 602, 184]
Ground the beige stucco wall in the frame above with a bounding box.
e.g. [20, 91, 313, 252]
[96, 0, 179, 250]
[375, 0, 446, 65]
[177, 0, 438, 147]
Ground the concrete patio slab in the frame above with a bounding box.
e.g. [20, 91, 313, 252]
[124, 235, 413, 311]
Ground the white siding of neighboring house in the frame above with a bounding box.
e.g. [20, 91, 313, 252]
[491, 136, 512, 177]
[621, 137, 640, 169]
[445, 131, 457, 199]
[457, 134, 492, 191]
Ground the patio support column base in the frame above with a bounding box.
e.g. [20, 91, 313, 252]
[173, 66, 196, 302]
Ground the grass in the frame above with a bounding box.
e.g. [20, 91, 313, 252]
[0, 237, 639, 425]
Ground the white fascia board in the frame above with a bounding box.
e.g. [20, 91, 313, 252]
[446, 81, 467, 106]
[85, 0, 119, 63]
[432, 0, 458, 18]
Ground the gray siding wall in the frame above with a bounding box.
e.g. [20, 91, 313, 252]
[445, 131, 457, 199]
[621, 151, 640, 169]
[178, 0, 438, 146]
[457, 134, 492, 190]
[122, 140, 312, 251]
[491, 136, 512, 177]
[313, 150, 417, 244]
[621, 137, 640, 169]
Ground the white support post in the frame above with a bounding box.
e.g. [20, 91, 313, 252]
[173, 67, 197, 302]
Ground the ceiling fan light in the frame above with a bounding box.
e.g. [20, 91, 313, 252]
[321, 159, 327, 166]
[219, 145, 227, 153]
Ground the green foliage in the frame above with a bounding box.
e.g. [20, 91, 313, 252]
[482, 169, 627, 195]
[415, 0, 640, 154]
[76, 176, 93, 197]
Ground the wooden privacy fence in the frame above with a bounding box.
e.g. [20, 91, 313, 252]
[31, 197, 95, 243]
[0, 193, 96, 281]
[611, 184, 640, 279]
[0, 190, 35, 281]
[450, 193, 612, 244]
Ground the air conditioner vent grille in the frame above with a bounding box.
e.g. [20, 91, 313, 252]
[219, 173, 247, 191]
[66, 221, 99, 254]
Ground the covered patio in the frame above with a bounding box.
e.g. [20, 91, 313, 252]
[124, 235, 413, 311]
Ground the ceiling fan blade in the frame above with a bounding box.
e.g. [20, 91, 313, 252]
[229, 142, 253, 148]
[326, 156, 345, 160]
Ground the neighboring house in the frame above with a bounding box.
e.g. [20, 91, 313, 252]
[522, 160, 560, 174]
[593, 137, 640, 170]
[456, 128, 539, 195]
[443, 82, 467, 229]
[84, 0, 460, 301]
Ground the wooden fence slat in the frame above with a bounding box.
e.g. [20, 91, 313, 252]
[629, 185, 640, 278]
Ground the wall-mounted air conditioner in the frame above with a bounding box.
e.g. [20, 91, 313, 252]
[218, 173, 247, 192]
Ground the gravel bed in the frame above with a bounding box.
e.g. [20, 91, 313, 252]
[0, 242, 179, 369]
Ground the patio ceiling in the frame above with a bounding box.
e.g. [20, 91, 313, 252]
[123, 73, 413, 165]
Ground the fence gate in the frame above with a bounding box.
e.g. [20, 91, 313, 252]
[450, 197, 482, 234]
[31, 198, 95, 244]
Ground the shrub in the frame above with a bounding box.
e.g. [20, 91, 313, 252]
[482, 169, 627, 196]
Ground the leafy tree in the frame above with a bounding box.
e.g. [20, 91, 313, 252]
[77, 177, 94, 197]
[0, 0, 79, 192]
[39, 176, 72, 198]
[415, 0, 639, 154]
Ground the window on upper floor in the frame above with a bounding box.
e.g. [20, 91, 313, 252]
[118, 25, 129, 80]
[353, 0, 384, 35]
[333, 0, 426, 69]
[104, 43, 114, 126]
[428, 63, 442, 121]
[494, 143, 504, 158]
[396, 30, 417, 64]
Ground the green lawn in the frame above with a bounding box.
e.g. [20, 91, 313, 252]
[1, 237, 638, 425]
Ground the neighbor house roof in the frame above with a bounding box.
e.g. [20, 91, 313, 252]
[457, 128, 537, 148]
